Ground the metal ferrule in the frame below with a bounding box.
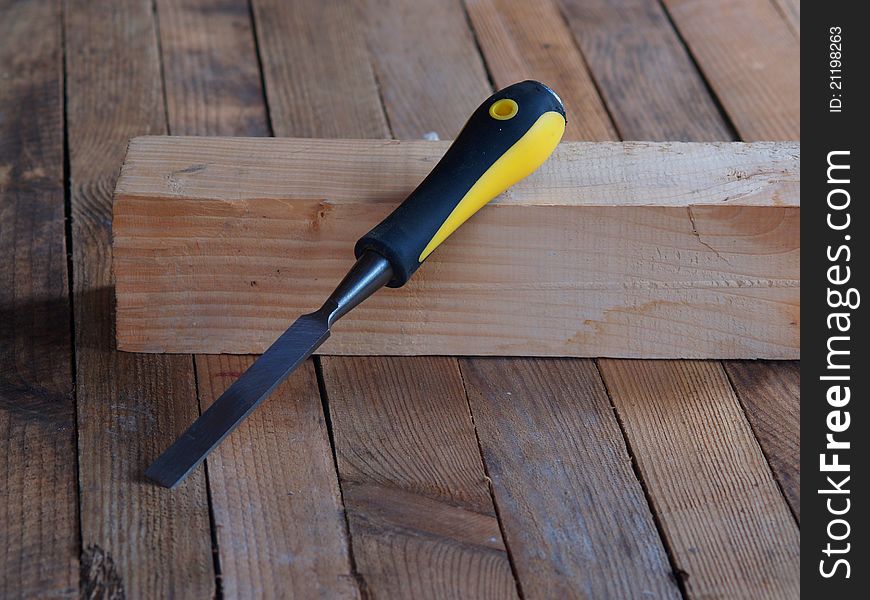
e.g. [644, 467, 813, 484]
[315, 251, 394, 327]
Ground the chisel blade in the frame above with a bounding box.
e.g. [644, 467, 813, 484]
[145, 312, 330, 488]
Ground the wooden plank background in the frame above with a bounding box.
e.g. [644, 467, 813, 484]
[0, 0, 799, 598]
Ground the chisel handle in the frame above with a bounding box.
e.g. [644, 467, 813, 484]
[354, 80, 566, 287]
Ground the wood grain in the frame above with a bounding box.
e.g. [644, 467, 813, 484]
[156, 0, 270, 137]
[724, 361, 800, 521]
[463, 0, 617, 141]
[460, 358, 680, 598]
[661, 0, 800, 141]
[252, 0, 387, 140]
[557, 0, 732, 141]
[598, 360, 800, 598]
[65, 0, 215, 596]
[197, 357, 358, 598]
[322, 357, 517, 599]
[112, 138, 800, 358]
[362, 0, 492, 140]
[0, 0, 77, 596]
[155, 1, 360, 597]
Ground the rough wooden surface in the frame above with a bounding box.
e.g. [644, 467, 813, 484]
[323, 357, 517, 599]
[662, 0, 800, 141]
[461, 358, 680, 599]
[599, 360, 800, 598]
[156, 0, 270, 138]
[155, 1, 359, 596]
[252, 0, 385, 140]
[0, 1, 77, 597]
[362, 0, 492, 140]
[725, 361, 800, 521]
[112, 138, 800, 358]
[558, 0, 732, 141]
[197, 356, 358, 598]
[65, 0, 215, 597]
[0, 0, 801, 596]
[115, 138, 799, 208]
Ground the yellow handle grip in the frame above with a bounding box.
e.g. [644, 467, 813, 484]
[355, 81, 566, 286]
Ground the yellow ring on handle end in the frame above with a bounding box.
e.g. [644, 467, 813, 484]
[489, 98, 519, 120]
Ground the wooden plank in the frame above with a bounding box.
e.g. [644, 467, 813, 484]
[659, 0, 802, 523]
[250, 0, 407, 593]
[112, 138, 800, 358]
[64, 0, 215, 596]
[362, 0, 492, 139]
[252, 0, 386, 140]
[598, 360, 800, 598]
[156, 0, 269, 137]
[0, 0, 78, 596]
[463, 0, 617, 141]
[557, 0, 732, 141]
[724, 361, 800, 521]
[661, 0, 800, 141]
[155, 1, 360, 597]
[322, 357, 517, 599]
[196, 357, 358, 598]
[460, 358, 681, 598]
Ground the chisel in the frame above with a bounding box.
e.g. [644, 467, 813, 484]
[146, 80, 566, 488]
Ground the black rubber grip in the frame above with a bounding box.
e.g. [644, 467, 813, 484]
[354, 80, 566, 287]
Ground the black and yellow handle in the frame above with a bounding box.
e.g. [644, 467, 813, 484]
[354, 80, 566, 287]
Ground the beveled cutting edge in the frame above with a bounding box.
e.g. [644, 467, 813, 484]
[145, 252, 393, 488]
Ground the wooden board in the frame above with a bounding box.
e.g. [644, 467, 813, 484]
[322, 357, 518, 599]
[156, 1, 359, 596]
[112, 138, 800, 358]
[558, 0, 732, 141]
[598, 360, 800, 598]
[0, 0, 78, 596]
[724, 361, 800, 521]
[460, 358, 680, 598]
[65, 0, 215, 596]
[361, 0, 492, 140]
[196, 357, 358, 598]
[252, 0, 386, 140]
[661, 0, 800, 141]
[156, 0, 270, 138]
